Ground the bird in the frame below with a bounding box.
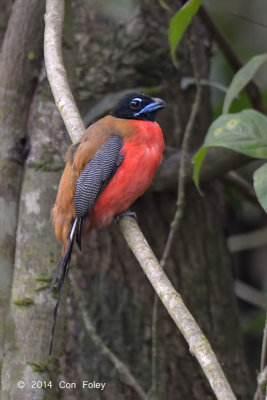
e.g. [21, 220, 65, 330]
[49, 92, 166, 353]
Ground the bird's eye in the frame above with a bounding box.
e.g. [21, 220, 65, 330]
[130, 97, 142, 109]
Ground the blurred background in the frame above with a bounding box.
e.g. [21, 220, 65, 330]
[0, 0, 266, 399]
[207, 0, 267, 373]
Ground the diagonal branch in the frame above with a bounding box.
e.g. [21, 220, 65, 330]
[119, 217, 236, 400]
[44, 0, 237, 399]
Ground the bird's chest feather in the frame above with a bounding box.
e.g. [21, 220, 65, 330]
[90, 121, 164, 227]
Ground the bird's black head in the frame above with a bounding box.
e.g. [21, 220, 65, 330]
[110, 92, 166, 122]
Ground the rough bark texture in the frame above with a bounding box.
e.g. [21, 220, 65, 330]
[0, 0, 45, 385]
[1, 76, 69, 399]
[0, 0, 253, 399]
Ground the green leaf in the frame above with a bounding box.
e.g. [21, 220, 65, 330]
[193, 109, 267, 189]
[223, 53, 267, 114]
[168, 0, 202, 65]
[253, 163, 267, 212]
[202, 110, 267, 158]
[192, 147, 208, 193]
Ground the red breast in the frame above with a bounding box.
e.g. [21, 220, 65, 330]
[88, 120, 164, 229]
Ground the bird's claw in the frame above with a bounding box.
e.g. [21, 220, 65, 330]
[114, 210, 137, 223]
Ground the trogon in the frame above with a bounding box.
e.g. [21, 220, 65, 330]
[50, 92, 166, 353]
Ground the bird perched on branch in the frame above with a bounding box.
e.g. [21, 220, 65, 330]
[50, 92, 165, 353]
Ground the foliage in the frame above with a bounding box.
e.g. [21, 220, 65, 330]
[253, 163, 267, 212]
[193, 53, 267, 211]
[223, 54, 267, 114]
[168, 0, 202, 66]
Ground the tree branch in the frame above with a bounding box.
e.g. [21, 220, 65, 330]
[44, 0, 237, 399]
[222, 171, 260, 209]
[199, 6, 267, 115]
[153, 146, 250, 193]
[228, 226, 267, 253]
[160, 37, 202, 269]
[44, 0, 84, 142]
[150, 36, 202, 397]
[260, 315, 267, 373]
[254, 366, 267, 400]
[234, 281, 267, 309]
[44, 0, 150, 395]
[119, 217, 236, 400]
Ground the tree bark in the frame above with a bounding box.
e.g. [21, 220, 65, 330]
[0, 72, 70, 399]
[0, 0, 45, 388]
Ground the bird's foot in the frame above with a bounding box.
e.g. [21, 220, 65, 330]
[114, 210, 137, 223]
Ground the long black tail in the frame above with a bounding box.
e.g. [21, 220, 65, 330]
[49, 218, 78, 355]
[76, 217, 85, 250]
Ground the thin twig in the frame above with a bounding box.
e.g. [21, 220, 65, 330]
[230, 12, 267, 30]
[234, 281, 267, 309]
[44, 1, 237, 399]
[228, 226, 267, 253]
[160, 39, 202, 270]
[254, 366, 267, 400]
[70, 276, 147, 400]
[222, 171, 261, 210]
[150, 37, 202, 396]
[199, 6, 267, 115]
[120, 217, 237, 400]
[253, 290, 267, 400]
[260, 314, 267, 372]
[149, 293, 159, 398]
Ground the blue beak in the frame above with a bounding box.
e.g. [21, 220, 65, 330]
[134, 97, 166, 116]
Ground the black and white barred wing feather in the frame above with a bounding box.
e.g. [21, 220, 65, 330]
[74, 134, 124, 246]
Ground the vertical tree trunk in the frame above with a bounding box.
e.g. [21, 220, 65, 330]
[0, 0, 45, 387]
[1, 76, 69, 399]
